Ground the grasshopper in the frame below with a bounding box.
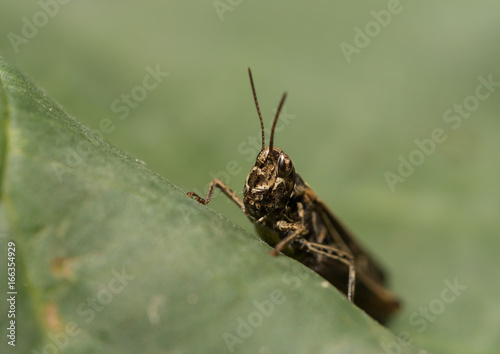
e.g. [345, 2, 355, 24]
[188, 69, 400, 323]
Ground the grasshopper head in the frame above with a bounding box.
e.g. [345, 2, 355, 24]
[243, 69, 295, 219]
[243, 146, 295, 219]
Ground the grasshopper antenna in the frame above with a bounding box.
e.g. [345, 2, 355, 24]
[248, 68, 265, 150]
[268, 92, 287, 153]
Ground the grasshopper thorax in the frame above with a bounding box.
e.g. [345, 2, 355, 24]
[243, 146, 295, 219]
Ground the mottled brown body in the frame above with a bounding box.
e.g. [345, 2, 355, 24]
[188, 69, 400, 323]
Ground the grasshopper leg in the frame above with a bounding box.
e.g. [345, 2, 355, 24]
[270, 222, 307, 256]
[302, 241, 356, 302]
[187, 178, 245, 211]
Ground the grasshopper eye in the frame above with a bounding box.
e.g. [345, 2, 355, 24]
[277, 154, 293, 177]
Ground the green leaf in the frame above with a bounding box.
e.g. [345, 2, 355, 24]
[0, 57, 425, 353]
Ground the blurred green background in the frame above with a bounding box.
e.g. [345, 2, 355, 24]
[1, 1, 499, 352]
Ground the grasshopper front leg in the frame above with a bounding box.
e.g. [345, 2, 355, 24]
[187, 178, 245, 212]
[270, 221, 308, 256]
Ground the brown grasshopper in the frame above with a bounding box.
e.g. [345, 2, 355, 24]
[188, 69, 400, 323]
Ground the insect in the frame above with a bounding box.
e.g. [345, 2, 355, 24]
[187, 69, 401, 323]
